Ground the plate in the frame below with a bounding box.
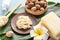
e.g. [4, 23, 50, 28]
[11, 13, 38, 34]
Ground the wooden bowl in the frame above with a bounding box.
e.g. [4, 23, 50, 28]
[25, 7, 47, 15]
[25, 0, 47, 15]
[11, 13, 38, 34]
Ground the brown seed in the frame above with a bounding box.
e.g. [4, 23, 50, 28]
[28, 2, 34, 7]
[31, 0, 36, 3]
[40, 7, 44, 11]
[35, 4, 41, 10]
[40, 1, 46, 7]
[31, 7, 36, 11]
[25, 1, 29, 5]
[35, 1, 40, 5]
[26, 5, 31, 9]
[6, 31, 13, 37]
[27, 0, 31, 3]
[44, 2, 47, 4]
[44, 3, 47, 9]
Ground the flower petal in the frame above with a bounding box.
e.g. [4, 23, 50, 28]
[34, 36, 43, 40]
[30, 30, 36, 37]
[34, 33, 49, 40]
[33, 24, 41, 30]
[42, 33, 49, 40]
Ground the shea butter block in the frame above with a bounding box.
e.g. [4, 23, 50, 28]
[41, 12, 60, 39]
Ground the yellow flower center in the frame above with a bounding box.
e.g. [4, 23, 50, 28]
[34, 28, 44, 36]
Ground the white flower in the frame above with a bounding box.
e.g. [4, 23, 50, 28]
[30, 24, 49, 40]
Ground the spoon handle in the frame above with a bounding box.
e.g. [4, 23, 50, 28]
[7, 3, 21, 18]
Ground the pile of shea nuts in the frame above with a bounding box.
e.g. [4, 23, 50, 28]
[25, 0, 47, 11]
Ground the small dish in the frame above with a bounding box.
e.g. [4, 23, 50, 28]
[11, 13, 38, 34]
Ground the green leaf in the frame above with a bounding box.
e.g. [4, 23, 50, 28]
[0, 1, 60, 40]
[55, 3, 60, 6]
[48, 1, 55, 5]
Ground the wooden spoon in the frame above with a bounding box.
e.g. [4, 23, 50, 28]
[0, 3, 21, 27]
